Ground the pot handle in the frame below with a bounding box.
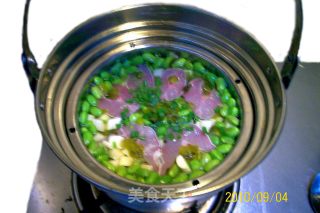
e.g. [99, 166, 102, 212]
[21, 0, 303, 92]
[22, 0, 39, 93]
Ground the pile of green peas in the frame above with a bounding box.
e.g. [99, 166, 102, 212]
[77, 49, 241, 184]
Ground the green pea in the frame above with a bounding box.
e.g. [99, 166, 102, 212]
[80, 127, 88, 133]
[160, 175, 172, 184]
[88, 142, 98, 155]
[123, 60, 131, 67]
[221, 91, 231, 104]
[126, 174, 137, 181]
[101, 161, 115, 171]
[221, 136, 235, 144]
[180, 52, 189, 58]
[172, 173, 188, 183]
[227, 98, 237, 107]
[137, 168, 151, 178]
[101, 81, 112, 93]
[172, 58, 186, 68]
[190, 159, 202, 171]
[100, 71, 111, 80]
[209, 134, 220, 145]
[219, 105, 229, 117]
[210, 150, 224, 161]
[86, 95, 97, 106]
[126, 66, 138, 74]
[168, 164, 180, 178]
[163, 55, 175, 68]
[87, 120, 97, 134]
[216, 77, 226, 91]
[184, 61, 193, 70]
[128, 163, 140, 174]
[157, 126, 167, 136]
[226, 116, 240, 126]
[82, 131, 93, 145]
[79, 111, 88, 124]
[142, 52, 156, 63]
[189, 170, 205, 179]
[146, 171, 159, 184]
[97, 153, 109, 162]
[129, 113, 142, 123]
[132, 55, 144, 65]
[116, 166, 127, 177]
[224, 127, 240, 138]
[217, 144, 233, 154]
[90, 107, 102, 117]
[193, 62, 206, 73]
[201, 153, 212, 166]
[214, 121, 225, 130]
[93, 76, 103, 85]
[154, 57, 165, 68]
[229, 106, 240, 117]
[204, 159, 221, 172]
[178, 109, 191, 116]
[111, 62, 122, 74]
[206, 73, 217, 86]
[181, 70, 192, 80]
[137, 177, 146, 183]
[91, 86, 103, 99]
[81, 101, 90, 112]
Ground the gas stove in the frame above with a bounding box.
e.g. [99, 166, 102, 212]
[27, 63, 320, 213]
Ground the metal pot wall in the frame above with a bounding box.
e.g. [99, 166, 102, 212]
[22, 0, 303, 212]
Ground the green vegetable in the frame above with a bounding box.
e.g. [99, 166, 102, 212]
[190, 159, 202, 171]
[102, 161, 115, 171]
[146, 171, 159, 184]
[204, 159, 220, 172]
[90, 107, 103, 117]
[79, 111, 88, 124]
[224, 127, 240, 138]
[219, 105, 229, 117]
[163, 55, 175, 68]
[116, 166, 127, 177]
[160, 175, 172, 184]
[81, 101, 90, 112]
[221, 136, 235, 144]
[189, 170, 205, 179]
[128, 163, 140, 174]
[137, 167, 151, 178]
[132, 55, 144, 65]
[93, 76, 103, 85]
[126, 174, 137, 181]
[142, 52, 156, 63]
[193, 62, 206, 73]
[217, 144, 233, 154]
[201, 153, 212, 166]
[101, 81, 112, 93]
[82, 131, 93, 145]
[172, 173, 188, 183]
[210, 150, 224, 161]
[226, 116, 240, 126]
[86, 95, 97, 106]
[172, 58, 186, 68]
[216, 77, 226, 91]
[227, 98, 237, 107]
[229, 106, 240, 117]
[87, 120, 97, 134]
[168, 164, 180, 177]
[209, 134, 220, 146]
[100, 71, 111, 80]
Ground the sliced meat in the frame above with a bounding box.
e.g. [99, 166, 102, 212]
[118, 125, 181, 175]
[183, 78, 220, 119]
[181, 125, 215, 151]
[161, 69, 187, 101]
[98, 85, 139, 117]
[127, 64, 155, 89]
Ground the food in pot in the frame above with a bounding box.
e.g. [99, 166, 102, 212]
[77, 49, 241, 184]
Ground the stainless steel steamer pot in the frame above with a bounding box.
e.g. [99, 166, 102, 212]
[22, 0, 303, 212]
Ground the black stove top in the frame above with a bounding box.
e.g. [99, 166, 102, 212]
[27, 63, 320, 213]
